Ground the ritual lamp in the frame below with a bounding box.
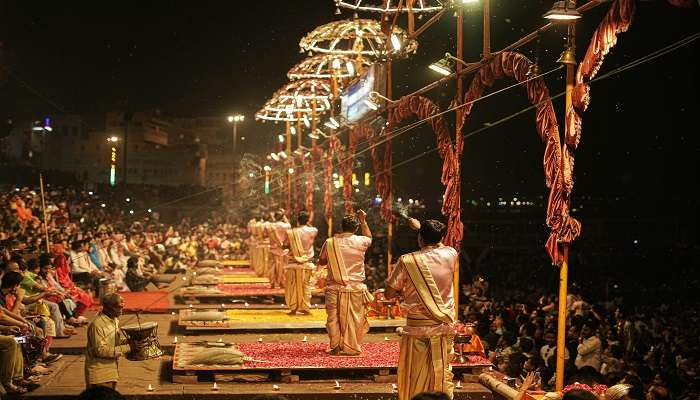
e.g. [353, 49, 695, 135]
[543, 1, 581, 20]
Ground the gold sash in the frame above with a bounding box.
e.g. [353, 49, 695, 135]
[402, 252, 454, 326]
[287, 228, 310, 264]
[326, 238, 349, 286]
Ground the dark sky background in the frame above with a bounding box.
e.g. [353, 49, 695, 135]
[1, 0, 699, 217]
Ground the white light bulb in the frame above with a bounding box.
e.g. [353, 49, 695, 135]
[390, 33, 402, 51]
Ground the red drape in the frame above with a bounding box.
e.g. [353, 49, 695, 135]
[454, 51, 574, 264]
[304, 155, 315, 223]
[367, 122, 395, 223]
[324, 136, 340, 221]
[390, 95, 463, 249]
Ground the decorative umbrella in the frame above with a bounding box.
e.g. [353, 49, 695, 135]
[299, 18, 418, 59]
[335, 0, 445, 14]
[287, 54, 372, 81]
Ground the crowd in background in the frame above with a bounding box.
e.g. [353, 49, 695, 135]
[0, 185, 246, 394]
[1, 183, 698, 399]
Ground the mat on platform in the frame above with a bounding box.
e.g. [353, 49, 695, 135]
[178, 285, 324, 301]
[193, 267, 258, 276]
[178, 308, 404, 331]
[192, 275, 270, 285]
[110, 290, 171, 313]
[173, 341, 491, 371]
[221, 259, 250, 267]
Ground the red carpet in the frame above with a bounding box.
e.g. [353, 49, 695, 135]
[174, 342, 491, 370]
[92, 291, 171, 313]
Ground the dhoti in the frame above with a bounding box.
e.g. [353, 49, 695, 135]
[0, 335, 24, 387]
[268, 251, 287, 288]
[285, 265, 313, 313]
[398, 331, 455, 400]
[325, 287, 370, 355]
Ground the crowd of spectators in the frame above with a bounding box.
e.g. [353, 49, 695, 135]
[459, 251, 699, 400]
[0, 185, 246, 394]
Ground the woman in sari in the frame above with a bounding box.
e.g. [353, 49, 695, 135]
[51, 244, 93, 316]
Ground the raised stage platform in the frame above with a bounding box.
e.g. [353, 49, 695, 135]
[172, 341, 492, 383]
[178, 308, 404, 331]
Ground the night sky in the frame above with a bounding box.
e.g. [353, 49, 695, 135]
[1, 1, 699, 217]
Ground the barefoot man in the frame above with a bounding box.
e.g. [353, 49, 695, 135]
[385, 219, 457, 400]
[318, 210, 372, 356]
[284, 211, 319, 315]
[268, 209, 291, 289]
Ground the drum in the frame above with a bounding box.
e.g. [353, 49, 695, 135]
[121, 321, 164, 360]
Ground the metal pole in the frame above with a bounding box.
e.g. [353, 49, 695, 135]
[286, 121, 292, 212]
[483, 0, 491, 59]
[39, 173, 51, 253]
[555, 21, 576, 393]
[233, 121, 238, 156]
[123, 115, 129, 185]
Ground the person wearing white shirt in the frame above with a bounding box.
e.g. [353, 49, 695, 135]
[575, 319, 602, 371]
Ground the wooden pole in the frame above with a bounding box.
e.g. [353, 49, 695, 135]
[555, 21, 576, 393]
[386, 57, 393, 274]
[296, 112, 302, 150]
[39, 174, 51, 253]
[483, 0, 491, 59]
[286, 121, 292, 212]
[311, 101, 318, 149]
[452, 5, 464, 321]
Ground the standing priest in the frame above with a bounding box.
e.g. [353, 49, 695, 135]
[385, 218, 457, 400]
[284, 211, 318, 315]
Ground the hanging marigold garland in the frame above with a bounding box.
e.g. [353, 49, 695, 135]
[367, 123, 394, 223]
[453, 51, 574, 263]
[304, 155, 315, 223]
[324, 136, 340, 222]
[389, 95, 463, 249]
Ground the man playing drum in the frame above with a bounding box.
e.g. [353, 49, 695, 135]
[84, 293, 129, 389]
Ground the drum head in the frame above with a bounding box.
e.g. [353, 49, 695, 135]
[122, 321, 157, 331]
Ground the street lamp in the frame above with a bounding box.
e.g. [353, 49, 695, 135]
[107, 136, 119, 143]
[227, 114, 245, 156]
[429, 52, 480, 76]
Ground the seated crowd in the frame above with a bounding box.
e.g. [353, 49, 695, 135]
[0, 185, 246, 394]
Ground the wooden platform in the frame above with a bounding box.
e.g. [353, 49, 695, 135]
[172, 341, 492, 383]
[191, 275, 271, 285]
[177, 286, 325, 304]
[26, 355, 493, 400]
[178, 308, 405, 331]
[196, 259, 251, 268]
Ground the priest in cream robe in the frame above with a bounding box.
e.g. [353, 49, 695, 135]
[385, 219, 457, 400]
[284, 211, 318, 315]
[84, 293, 130, 389]
[317, 210, 372, 356]
[268, 210, 291, 288]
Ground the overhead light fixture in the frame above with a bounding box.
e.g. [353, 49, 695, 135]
[329, 117, 340, 128]
[270, 153, 280, 161]
[556, 47, 577, 66]
[304, 152, 311, 158]
[543, 1, 582, 21]
[302, 115, 310, 128]
[332, 58, 342, 69]
[288, 168, 294, 174]
[290, 126, 297, 135]
[429, 55, 455, 76]
[278, 134, 285, 143]
[346, 60, 355, 76]
[279, 151, 288, 159]
[390, 33, 402, 51]
[263, 165, 272, 172]
[308, 131, 320, 140]
[363, 99, 379, 111]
